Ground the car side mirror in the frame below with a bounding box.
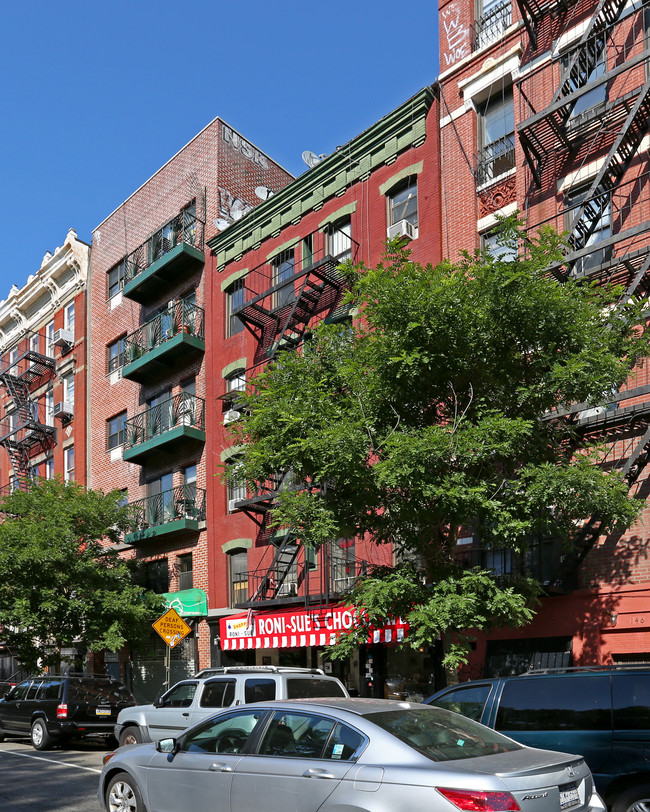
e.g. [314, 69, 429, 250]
[156, 738, 178, 754]
[153, 697, 163, 708]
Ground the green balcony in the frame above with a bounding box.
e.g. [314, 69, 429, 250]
[122, 210, 205, 304]
[122, 301, 205, 383]
[125, 486, 206, 544]
[123, 393, 205, 465]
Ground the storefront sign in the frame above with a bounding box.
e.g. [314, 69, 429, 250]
[220, 604, 408, 651]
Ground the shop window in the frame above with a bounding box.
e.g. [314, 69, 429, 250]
[478, 88, 515, 185]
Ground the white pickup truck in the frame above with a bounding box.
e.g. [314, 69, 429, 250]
[115, 666, 348, 746]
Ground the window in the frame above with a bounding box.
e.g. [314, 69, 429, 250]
[147, 473, 174, 524]
[562, 40, 607, 122]
[229, 549, 248, 605]
[199, 679, 236, 708]
[181, 465, 199, 519]
[226, 369, 246, 395]
[478, 88, 515, 185]
[177, 553, 193, 591]
[159, 680, 197, 708]
[482, 228, 518, 260]
[45, 456, 54, 480]
[64, 302, 75, 335]
[244, 678, 276, 704]
[613, 673, 650, 730]
[330, 539, 356, 592]
[389, 178, 418, 228]
[107, 337, 125, 374]
[147, 389, 172, 438]
[62, 373, 75, 408]
[495, 676, 611, 731]
[45, 321, 55, 358]
[107, 411, 127, 450]
[227, 461, 247, 509]
[226, 279, 245, 337]
[30, 333, 40, 355]
[64, 446, 75, 482]
[565, 184, 612, 273]
[272, 249, 296, 309]
[45, 388, 54, 428]
[180, 709, 264, 755]
[429, 683, 493, 722]
[475, 0, 511, 49]
[327, 218, 352, 262]
[142, 558, 169, 594]
[108, 260, 125, 299]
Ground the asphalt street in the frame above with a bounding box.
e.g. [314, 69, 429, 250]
[0, 737, 107, 811]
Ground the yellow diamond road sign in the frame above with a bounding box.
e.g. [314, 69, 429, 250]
[153, 607, 192, 649]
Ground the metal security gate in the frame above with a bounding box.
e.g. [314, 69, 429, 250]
[131, 632, 197, 704]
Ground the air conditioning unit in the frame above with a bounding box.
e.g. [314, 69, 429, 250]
[387, 219, 418, 241]
[228, 498, 241, 513]
[223, 409, 241, 425]
[53, 329, 74, 349]
[53, 401, 74, 419]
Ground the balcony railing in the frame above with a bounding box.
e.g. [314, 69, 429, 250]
[455, 539, 564, 588]
[121, 210, 205, 302]
[474, 0, 511, 50]
[125, 393, 205, 448]
[126, 485, 206, 542]
[476, 134, 516, 186]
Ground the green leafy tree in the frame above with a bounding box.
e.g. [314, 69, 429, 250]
[0, 478, 165, 673]
[230, 220, 650, 669]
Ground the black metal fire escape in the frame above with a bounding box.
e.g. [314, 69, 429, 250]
[516, 0, 650, 586]
[0, 334, 56, 490]
[229, 231, 357, 606]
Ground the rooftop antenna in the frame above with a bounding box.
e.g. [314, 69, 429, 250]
[302, 150, 327, 169]
[254, 185, 274, 201]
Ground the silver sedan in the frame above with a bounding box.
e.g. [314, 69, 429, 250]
[97, 698, 605, 812]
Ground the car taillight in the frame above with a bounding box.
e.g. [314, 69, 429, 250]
[437, 788, 521, 812]
[56, 704, 68, 719]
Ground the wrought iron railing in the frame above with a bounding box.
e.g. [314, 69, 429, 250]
[124, 393, 205, 448]
[474, 0, 511, 50]
[455, 539, 564, 587]
[122, 209, 205, 286]
[125, 300, 205, 363]
[128, 485, 206, 531]
[476, 133, 516, 185]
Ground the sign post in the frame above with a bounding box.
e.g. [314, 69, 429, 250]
[152, 607, 192, 691]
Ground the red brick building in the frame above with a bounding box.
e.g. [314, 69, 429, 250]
[206, 87, 442, 695]
[86, 119, 293, 696]
[437, 0, 650, 673]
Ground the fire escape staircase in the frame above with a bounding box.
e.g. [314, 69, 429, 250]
[0, 349, 55, 489]
[243, 529, 302, 607]
[515, 0, 580, 48]
[518, 0, 636, 186]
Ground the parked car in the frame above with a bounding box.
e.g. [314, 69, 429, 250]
[99, 697, 603, 812]
[115, 665, 348, 747]
[0, 674, 136, 750]
[425, 666, 650, 812]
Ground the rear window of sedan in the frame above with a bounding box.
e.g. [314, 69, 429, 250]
[366, 706, 522, 762]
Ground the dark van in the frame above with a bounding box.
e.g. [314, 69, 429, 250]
[0, 674, 136, 750]
[425, 666, 650, 812]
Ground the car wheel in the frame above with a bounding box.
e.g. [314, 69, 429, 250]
[106, 771, 147, 812]
[118, 726, 142, 747]
[612, 784, 650, 812]
[30, 719, 53, 751]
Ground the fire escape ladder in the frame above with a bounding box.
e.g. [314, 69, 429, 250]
[250, 529, 301, 603]
[565, 77, 650, 270]
[271, 275, 328, 359]
[519, 0, 629, 184]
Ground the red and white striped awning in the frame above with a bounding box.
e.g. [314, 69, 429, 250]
[220, 604, 409, 651]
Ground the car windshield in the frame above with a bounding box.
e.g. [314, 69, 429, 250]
[366, 706, 522, 762]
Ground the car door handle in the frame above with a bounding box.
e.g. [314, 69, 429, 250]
[182, 713, 189, 717]
[302, 768, 335, 779]
[210, 763, 233, 772]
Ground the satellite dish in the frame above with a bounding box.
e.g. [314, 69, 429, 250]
[255, 185, 274, 201]
[214, 218, 231, 231]
[302, 150, 327, 169]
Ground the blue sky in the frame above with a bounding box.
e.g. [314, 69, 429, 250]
[0, 1, 439, 292]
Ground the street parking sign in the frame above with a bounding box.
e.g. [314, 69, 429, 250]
[153, 607, 192, 649]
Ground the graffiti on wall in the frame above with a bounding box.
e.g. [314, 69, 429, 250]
[441, 3, 471, 68]
[214, 187, 254, 231]
[222, 124, 269, 169]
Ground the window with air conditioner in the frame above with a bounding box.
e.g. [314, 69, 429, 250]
[223, 370, 246, 425]
[478, 87, 515, 186]
[227, 462, 246, 512]
[387, 177, 418, 240]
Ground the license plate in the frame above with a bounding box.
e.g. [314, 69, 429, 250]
[559, 783, 579, 810]
[95, 708, 111, 716]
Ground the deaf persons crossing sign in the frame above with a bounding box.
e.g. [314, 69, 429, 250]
[153, 607, 192, 649]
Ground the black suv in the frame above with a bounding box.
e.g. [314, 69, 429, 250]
[425, 666, 650, 812]
[0, 674, 136, 750]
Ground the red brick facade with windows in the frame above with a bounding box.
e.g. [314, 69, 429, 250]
[437, 0, 650, 672]
[206, 88, 442, 693]
[87, 118, 293, 687]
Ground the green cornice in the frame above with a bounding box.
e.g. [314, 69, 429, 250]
[221, 444, 244, 462]
[222, 538, 253, 553]
[221, 358, 247, 378]
[208, 86, 436, 269]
